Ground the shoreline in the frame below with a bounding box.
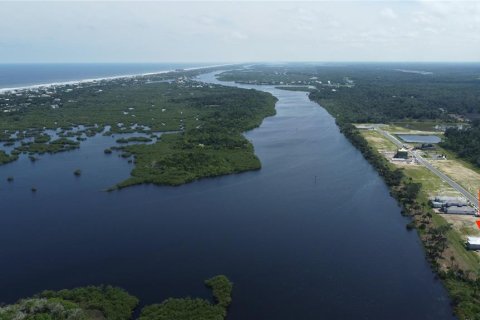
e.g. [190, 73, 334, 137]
[0, 63, 235, 95]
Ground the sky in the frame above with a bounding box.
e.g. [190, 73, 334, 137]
[0, 1, 479, 63]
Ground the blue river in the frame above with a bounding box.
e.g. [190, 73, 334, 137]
[0, 71, 454, 319]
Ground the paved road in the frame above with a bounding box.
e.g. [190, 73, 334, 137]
[373, 126, 478, 209]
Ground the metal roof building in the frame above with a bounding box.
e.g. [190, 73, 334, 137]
[467, 237, 480, 250]
[444, 206, 476, 215]
[445, 200, 469, 207]
[431, 201, 443, 208]
[435, 196, 465, 203]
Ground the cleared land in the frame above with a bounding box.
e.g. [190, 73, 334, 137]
[431, 159, 480, 197]
[360, 130, 397, 152]
[402, 165, 460, 197]
[360, 129, 460, 197]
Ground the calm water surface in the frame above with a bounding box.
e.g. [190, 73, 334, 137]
[398, 134, 441, 144]
[0, 63, 207, 89]
[0, 72, 454, 319]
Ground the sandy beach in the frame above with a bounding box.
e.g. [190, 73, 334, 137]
[0, 63, 234, 94]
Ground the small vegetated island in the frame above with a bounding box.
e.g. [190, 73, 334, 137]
[0, 275, 233, 320]
[0, 67, 277, 188]
[218, 64, 480, 320]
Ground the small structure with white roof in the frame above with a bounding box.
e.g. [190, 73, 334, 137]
[466, 237, 480, 250]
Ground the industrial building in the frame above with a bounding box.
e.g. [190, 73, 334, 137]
[430, 195, 477, 216]
[444, 200, 469, 207]
[466, 237, 480, 250]
[393, 148, 409, 160]
[444, 206, 477, 215]
[434, 196, 465, 203]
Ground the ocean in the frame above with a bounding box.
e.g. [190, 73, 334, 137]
[0, 63, 209, 90]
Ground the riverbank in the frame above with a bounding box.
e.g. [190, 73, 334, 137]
[0, 275, 233, 320]
[313, 97, 480, 319]
[0, 69, 455, 319]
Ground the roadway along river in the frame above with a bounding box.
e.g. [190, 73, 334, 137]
[0, 71, 454, 319]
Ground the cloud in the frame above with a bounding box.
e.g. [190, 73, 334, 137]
[230, 31, 248, 40]
[381, 8, 398, 20]
[0, 1, 478, 62]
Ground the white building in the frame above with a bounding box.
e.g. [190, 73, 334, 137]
[466, 237, 480, 250]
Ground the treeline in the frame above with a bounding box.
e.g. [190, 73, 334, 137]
[114, 87, 277, 188]
[441, 121, 480, 167]
[221, 64, 480, 122]
[321, 102, 480, 319]
[0, 285, 138, 320]
[0, 275, 233, 320]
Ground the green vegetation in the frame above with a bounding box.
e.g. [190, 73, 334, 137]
[441, 120, 480, 167]
[444, 274, 480, 319]
[0, 286, 138, 320]
[138, 275, 232, 320]
[34, 134, 52, 144]
[0, 67, 231, 133]
[0, 150, 18, 165]
[0, 276, 232, 320]
[111, 86, 276, 188]
[204, 275, 233, 308]
[16, 138, 80, 155]
[0, 68, 276, 188]
[0, 298, 87, 320]
[220, 63, 480, 122]
[38, 286, 138, 320]
[115, 133, 262, 188]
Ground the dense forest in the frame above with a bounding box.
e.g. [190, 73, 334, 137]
[220, 63, 480, 123]
[220, 64, 480, 168]
[441, 120, 480, 168]
[0, 275, 233, 320]
[115, 85, 277, 188]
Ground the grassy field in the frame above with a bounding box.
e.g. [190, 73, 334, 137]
[390, 121, 445, 131]
[402, 165, 460, 197]
[360, 130, 398, 152]
[430, 159, 480, 196]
